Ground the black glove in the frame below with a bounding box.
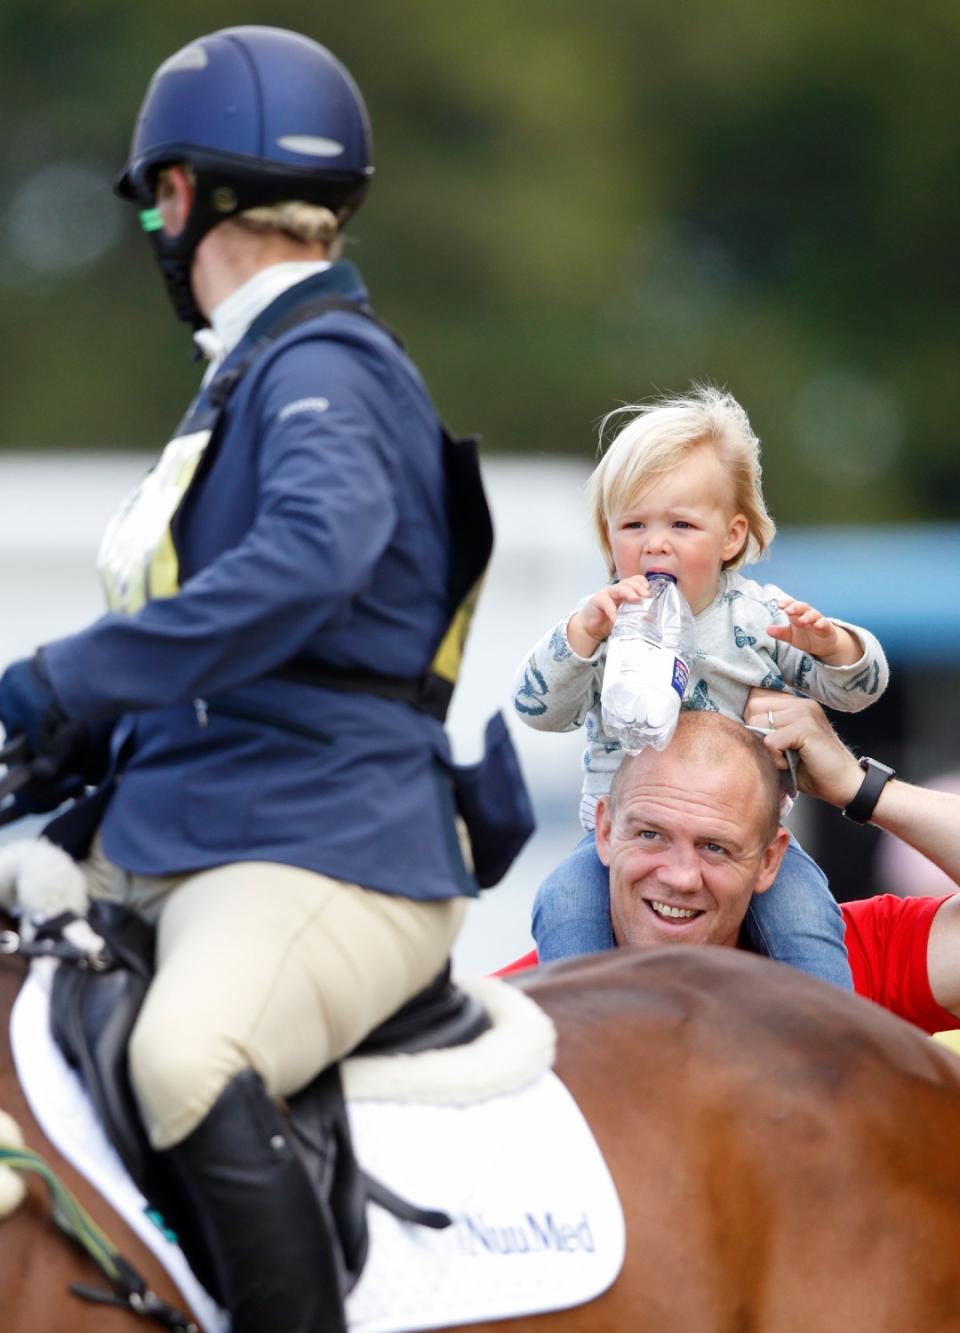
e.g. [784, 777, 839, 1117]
[7, 771, 88, 815]
[0, 652, 84, 777]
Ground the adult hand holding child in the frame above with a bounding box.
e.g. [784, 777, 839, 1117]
[745, 688, 868, 806]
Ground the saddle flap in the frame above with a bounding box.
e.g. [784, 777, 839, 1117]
[50, 944, 152, 1186]
[87, 900, 156, 979]
[288, 1065, 369, 1292]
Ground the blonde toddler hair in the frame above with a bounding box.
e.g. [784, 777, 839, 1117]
[586, 384, 776, 577]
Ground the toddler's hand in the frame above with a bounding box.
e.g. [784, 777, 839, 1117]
[569, 575, 651, 655]
[769, 597, 859, 664]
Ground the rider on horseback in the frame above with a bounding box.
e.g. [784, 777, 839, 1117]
[0, 25, 530, 1332]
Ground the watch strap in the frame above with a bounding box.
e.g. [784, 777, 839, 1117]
[843, 757, 896, 825]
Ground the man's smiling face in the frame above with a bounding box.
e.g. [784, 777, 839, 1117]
[596, 718, 788, 950]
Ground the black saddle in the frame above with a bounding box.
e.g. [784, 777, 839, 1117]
[48, 901, 489, 1301]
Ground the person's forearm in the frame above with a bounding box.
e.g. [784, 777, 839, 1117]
[566, 611, 603, 658]
[45, 456, 397, 719]
[816, 624, 863, 667]
[800, 620, 889, 711]
[868, 782, 960, 886]
[510, 614, 599, 733]
[810, 747, 960, 885]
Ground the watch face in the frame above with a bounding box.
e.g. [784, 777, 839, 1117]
[862, 757, 895, 779]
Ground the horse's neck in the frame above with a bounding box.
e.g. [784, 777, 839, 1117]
[0, 951, 27, 1067]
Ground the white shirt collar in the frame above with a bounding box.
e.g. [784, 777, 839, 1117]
[193, 261, 332, 375]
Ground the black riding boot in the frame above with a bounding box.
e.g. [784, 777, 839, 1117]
[163, 1070, 349, 1333]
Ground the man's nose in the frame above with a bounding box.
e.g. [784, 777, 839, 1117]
[656, 843, 701, 892]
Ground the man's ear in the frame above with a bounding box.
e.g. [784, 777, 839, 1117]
[595, 796, 613, 866]
[751, 826, 790, 897]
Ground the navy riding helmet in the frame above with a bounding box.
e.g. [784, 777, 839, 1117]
[115, 26, 374, 326]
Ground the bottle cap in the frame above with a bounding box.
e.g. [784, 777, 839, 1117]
[646, 571, 677, 584]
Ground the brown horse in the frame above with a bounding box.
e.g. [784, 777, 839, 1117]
[4, 940, 960, 1332]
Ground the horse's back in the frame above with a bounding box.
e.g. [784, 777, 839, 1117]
[6, 942, 960, 1332]
[468, 947, 960, 1333]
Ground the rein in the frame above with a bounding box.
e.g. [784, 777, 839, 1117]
[0, 916, 113, 969]
[0, 1138, 197, 1331]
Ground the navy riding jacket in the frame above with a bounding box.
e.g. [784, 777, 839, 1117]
[42, 264, 476, 900]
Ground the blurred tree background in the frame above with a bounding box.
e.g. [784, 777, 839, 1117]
[1, 0, 958, 526]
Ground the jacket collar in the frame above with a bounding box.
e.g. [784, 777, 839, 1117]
[242, 260, 370, 347]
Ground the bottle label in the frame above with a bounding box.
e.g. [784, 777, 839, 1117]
[605, 641, 689, 697]
[672, 657, 689, 697]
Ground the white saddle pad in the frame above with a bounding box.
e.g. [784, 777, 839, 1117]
[11, 962, 625, 1332]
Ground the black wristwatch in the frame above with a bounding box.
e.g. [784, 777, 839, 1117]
[842, 756, 896, 824]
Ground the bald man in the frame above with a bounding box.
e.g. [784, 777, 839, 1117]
[502, 702, 960, 1036]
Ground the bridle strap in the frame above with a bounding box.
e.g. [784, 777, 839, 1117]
[0, 1141, 197, 1331]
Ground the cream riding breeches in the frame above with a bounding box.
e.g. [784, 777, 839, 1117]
[82, 838, 466, 1149]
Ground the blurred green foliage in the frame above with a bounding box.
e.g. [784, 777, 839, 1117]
[1, 0, 958, 525]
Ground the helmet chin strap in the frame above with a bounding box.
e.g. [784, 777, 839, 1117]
[157, 254, 205, 330]
[139, 195, 212, 330]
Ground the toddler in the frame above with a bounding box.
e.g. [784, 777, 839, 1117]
[511, 385, 888, 987]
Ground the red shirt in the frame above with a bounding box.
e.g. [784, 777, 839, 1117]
[841, 895, 957, 1034]
[496, 895, 959, 1036]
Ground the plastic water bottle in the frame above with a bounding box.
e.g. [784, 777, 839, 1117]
[601, 573, 696, 753]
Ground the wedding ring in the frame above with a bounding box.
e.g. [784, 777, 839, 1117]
[767, 710, 776, 729]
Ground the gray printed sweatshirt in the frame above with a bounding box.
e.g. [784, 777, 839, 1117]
[511, 569, 889, 829]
